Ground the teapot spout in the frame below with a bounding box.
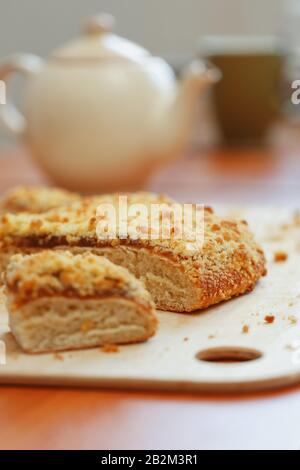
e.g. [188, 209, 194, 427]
[159, 60, 220, 158]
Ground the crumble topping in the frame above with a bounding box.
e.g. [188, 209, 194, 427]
[0, 192, 267, 287]
[5, 251, 153, 304]
[0, 186, 80, 214]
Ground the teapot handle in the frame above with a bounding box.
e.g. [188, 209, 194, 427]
[0, 54, 43, 137]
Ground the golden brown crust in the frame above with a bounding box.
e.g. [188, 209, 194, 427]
[71, 244, 265, 312]
[5, 251, 153, 308]
[0, 186, 80, 214]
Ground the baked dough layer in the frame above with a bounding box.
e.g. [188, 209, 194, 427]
[8, 297, 156, 353]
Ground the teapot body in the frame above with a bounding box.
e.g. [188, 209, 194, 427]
[0, 14, 218, 191]
[24, 59, 176, 192]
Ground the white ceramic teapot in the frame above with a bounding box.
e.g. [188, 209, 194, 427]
[0, 14, 219, 192]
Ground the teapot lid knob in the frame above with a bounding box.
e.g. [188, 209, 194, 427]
[84, 13, 115, 35]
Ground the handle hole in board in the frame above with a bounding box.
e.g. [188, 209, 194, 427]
[196, 346, 262, 363]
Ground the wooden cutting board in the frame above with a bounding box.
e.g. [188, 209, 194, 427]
[1, 206, 300, 393]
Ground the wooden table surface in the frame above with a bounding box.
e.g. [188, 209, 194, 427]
[1, 146, 300, 450]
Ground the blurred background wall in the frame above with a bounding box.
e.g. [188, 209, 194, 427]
[0, 0, 282, 57]
[0, 0, 283, 147]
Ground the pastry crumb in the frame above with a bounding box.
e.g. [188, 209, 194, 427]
[208, 334, 216, 339]
[242, 324, 250, 334]
[286, 341, 300, 351]
[264, 315, 275, 324]
[101, 344, 119, 353]
[53, 352, 64, 361]
[288, 315, 298, 325]
[183, 337, 189, 342]
[274, 251, 288, 263]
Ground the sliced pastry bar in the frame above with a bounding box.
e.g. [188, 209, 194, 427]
[0, 190, 173, 273]
[0, 193, 266, 312]
[4, 251, 157, 353]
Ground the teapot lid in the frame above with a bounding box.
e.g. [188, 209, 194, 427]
[51, 14, 149, 63]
